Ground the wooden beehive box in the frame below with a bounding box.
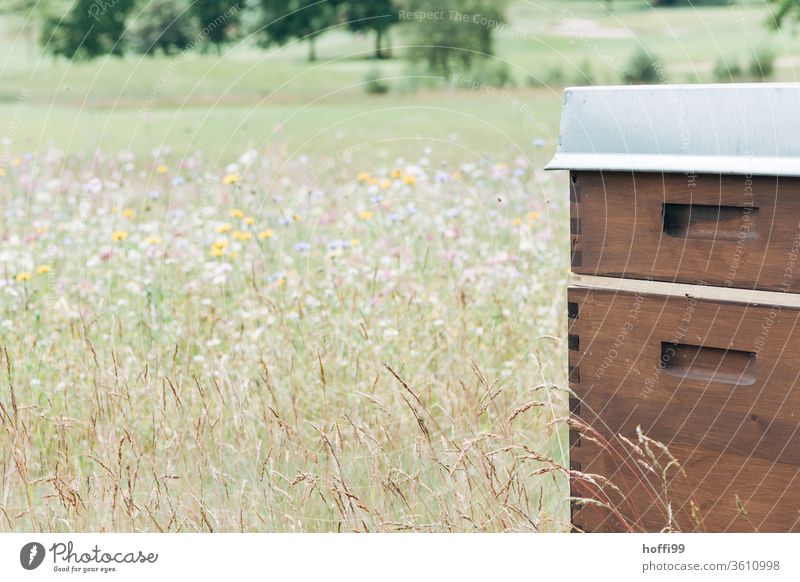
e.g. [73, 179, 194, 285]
[546, 84, 800, 532]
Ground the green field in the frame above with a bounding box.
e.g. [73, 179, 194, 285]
[0, 0, 798, 532]
[2, 0, 798, 162]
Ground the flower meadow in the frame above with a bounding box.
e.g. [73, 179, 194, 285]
[0, 146, 570, 532]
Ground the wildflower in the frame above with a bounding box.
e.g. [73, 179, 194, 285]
[294, 242, 311, 252]
[230, 209, 244, 219]
[292, 214, 302, 222]
[213, 238, 230, 249]
[15, 272, 31, 282]
[233, 230, 252, 241]
[527, 211, 541, 223]
[379, 179, 391, 190]
[217, 223, 232, 233]
[403, 174, 417, 185]
[0, 168, 5, 177]
[223, 173, 240, 185]
[36, 265, 52, 275]
[144, 236, 162, 245]
[210, 246, 224, 258]
[112, 230, 129, 241]
[258, 229, 274, 240]
[122, 207, 135, 219]
[244, 216, 255, 226]
[389, 169, 402, 179]
[512, 217, 522, 226]
[228, 251, 239, 259]
[357, 171, 370, 182]
[350, 238, 361, 247]
[358, 210, 374, 221]
[156, 164, 168, 174]
[12, 157, 22, 167]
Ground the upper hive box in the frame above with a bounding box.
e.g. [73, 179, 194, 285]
[546, 83, 800, 293]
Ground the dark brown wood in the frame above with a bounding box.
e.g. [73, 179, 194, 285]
[568, 285, 800, 532]
[570, 171, 800, 293]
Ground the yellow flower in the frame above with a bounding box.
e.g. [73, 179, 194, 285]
[379, 179, 391, 190]
[156, 164, 168, 174]
[12, 157, 22, 167]
[35, 226, 47, 235]
[357, 171, 370, 182]
[512, 217, 522, 226]
[350, 238, 361, 247]
[223, 173, 240, 185]
[527, 211, 541, 223]
[112, 230, 129, 241]
[145, 236, 162, 245]
[217, 223, 232, 233]
[233, 230, 252, 241]
[403, 174, 417, 185]
[452, 171, 463, 180]
[210, 246, 224, 258]
[258, 229, 274, 240]
[358, 210, 374, 221]
[292, 214, 302, 222]
[213, 238, 229, 249]
[244, 216, 255, 226]
[35, 265, 52, 275]
[122, 207, 135, 219]
[389, 169, 402, 179]
[0, 168, 5, 177]
[229, 208, 244, 219]
[15, 272, 31, 282]
[228, 251, 239, 259]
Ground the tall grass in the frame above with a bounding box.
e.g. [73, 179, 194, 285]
[0, 148, 570, 532]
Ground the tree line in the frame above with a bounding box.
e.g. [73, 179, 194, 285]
[24, 0, 396, 61]
[0, 0, 516, 80]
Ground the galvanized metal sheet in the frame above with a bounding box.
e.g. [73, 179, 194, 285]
[545, 83, 800, 177]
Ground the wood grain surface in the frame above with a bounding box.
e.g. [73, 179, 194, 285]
[568, 285, 800, 532]
[570, 171, 800, 293]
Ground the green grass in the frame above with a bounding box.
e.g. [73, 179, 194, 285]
[2, 1, 799, 161]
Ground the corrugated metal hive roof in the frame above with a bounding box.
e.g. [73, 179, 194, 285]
[545, 83, 800, 177]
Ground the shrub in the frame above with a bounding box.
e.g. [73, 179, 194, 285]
[621, 47, 666, 84]
[712, 56, 743, 82]
[748, 46, 776, 80]
[574, 60, 595, 86]
[461, 59, 514, 88]
[363, 67, 390, 94]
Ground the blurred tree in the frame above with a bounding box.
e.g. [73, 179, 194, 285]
[403, 0, 509, 78]
[129, 0, 197, 55]
[769, 0, 800, 27]
[256, 0, 341, 61]
[40, 0, 135, 60]
[190, 0, 242, 52]
[340, 0, 398, 59]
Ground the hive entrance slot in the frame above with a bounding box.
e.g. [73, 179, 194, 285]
[660, 342, 756, 386]
[662, 203, 759, 241]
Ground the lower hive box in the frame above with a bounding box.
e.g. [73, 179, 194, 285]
[567, 276, 800, 532]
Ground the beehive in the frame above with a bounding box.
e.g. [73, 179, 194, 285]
[546, 84, 800, 532]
